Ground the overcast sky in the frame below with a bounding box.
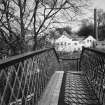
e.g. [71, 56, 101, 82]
[93, 0, 105, 10]
[69, 0, 105, 32]
[14, 0, 105, 32]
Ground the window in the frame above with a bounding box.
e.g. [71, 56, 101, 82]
[57, 43, 59, 45]
[78, 48, 80, 51]
[102, 43, 105, 46]
[74, 43, 77, 45]
[87, 40, 89, 43]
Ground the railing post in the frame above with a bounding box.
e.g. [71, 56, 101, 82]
[0, 47, 59, 105]
[76, 59, 78, 71]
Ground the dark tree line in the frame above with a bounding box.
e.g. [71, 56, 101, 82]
[77, 23, 105, 40]
[77, 24, 94, 38]
[0, 0, 90, 58]
[56, 26, 72, 35]
[77, 9, 105, 41]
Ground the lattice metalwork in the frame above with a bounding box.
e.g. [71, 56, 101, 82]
[0, 48, 59, 105]
[58, 71, 101, 105]
[80, 47, 105, 105]
[59, 58, 80, 72]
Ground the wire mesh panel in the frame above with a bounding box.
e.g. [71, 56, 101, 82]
[59, 58, 80, 72]
[58, 71, 101, 105]
[80, 47, 105, 105]
[58, 51, 80, 72]
[0, 48, 59, 105]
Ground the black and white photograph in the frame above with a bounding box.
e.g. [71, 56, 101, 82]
[0, 0, 105, 105]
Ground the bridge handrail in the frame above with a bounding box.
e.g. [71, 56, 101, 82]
[80, 47, 105, 105]
[0, 47, 59, 105]
[0, 48, 59, 69]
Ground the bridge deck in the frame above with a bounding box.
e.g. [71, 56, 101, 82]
[38, 71, 64, 105]
[58, 71, 101, 105]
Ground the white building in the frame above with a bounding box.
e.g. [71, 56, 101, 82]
[55, 35, 96, 52]
[55, 35, 72, 52]
[80, 36, 96, 48]
[71, 41, 82, 51]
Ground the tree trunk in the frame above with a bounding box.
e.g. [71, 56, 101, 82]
[19, 0, 26, 53]
[33, 34, 37, 50]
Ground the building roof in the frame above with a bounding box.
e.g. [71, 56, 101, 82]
[55, 35, 72, 43]
[84, 35, 96, 41]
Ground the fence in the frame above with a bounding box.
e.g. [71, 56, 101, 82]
[0, 48, 59, 105]
[59, 58, 80, 71]
[57, 51, 80, 72]
[80, 47, 105, 105]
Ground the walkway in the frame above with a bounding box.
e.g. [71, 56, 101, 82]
[38, 71, 64, 105]
[58, 71, 100, 105]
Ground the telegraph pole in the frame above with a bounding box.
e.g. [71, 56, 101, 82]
[94, 8, 98, 40]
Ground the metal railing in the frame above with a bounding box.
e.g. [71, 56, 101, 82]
[59, 57, 80, 71]
[57, 51, 80, 72]
[80, 47, 105, 105]
[0, 48, 59, 105]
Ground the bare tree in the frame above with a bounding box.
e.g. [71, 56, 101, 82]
[0, 0, 19, 56]
[0, 0, 29, 56]
[97, 9, 105, 26]
[25, 0, 90, 50]
[97, 9, 105, 40]
[0, 0, 90, 55]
